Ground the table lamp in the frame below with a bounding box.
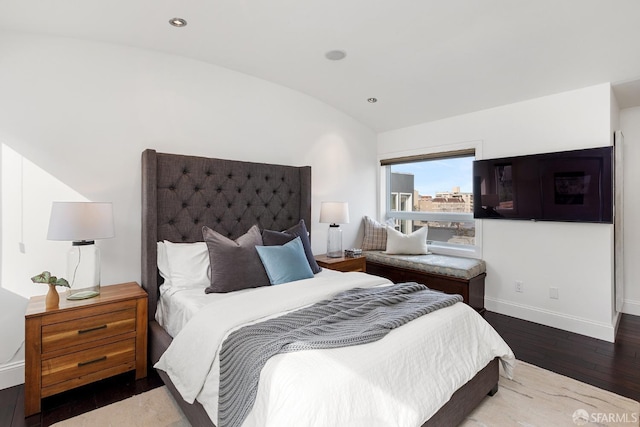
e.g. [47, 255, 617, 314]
[319, 202, 349, 258]
[47, 202, 115, 299]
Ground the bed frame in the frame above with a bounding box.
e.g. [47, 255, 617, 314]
[140, 148, 498, 427]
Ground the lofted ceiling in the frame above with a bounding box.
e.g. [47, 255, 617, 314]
[1, 0, 640, 132]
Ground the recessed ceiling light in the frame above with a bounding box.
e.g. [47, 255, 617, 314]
[325, 50, 347, 61]
[169, 18, 187, 28]
[367, 98, 378, 103]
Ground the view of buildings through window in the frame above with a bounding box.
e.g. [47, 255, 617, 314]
[388, 155, 476, 246]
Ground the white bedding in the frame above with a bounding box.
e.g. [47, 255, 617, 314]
[155, 272, 515, 427]
[155, 268, 345, 338]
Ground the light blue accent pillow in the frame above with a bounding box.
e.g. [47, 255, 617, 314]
[256, 237, 314, 285]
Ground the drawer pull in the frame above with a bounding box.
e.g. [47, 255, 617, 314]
[78, 325, 107, 334]
[78, 356, 107, 367]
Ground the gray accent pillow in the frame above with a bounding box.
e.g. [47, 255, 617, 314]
[203, 225, 270, 293]
[362, 216, 388, 251]
[262, 219, 322, 274]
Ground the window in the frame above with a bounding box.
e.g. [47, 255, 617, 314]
[382, 150, 477, 255]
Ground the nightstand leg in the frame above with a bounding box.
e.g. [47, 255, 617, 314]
[135, 298, 148, 379]
[25, 317, 42, 416]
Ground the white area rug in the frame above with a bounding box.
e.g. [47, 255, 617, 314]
[462, 361, 639, 427]
[53, 361, 639, 427]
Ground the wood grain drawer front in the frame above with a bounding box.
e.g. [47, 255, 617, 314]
[41, 308, 136, 353]
[41, 338, 136, 388]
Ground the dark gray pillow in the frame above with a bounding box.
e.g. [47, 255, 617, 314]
[262, 219, 322, 274]
[203, 225, 270, 293]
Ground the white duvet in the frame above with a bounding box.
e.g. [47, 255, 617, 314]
[155, 272, 515, 427]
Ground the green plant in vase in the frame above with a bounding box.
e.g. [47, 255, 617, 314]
[31, 271, 70, 309]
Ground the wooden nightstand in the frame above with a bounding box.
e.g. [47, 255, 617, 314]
[24, 282, 148, 416]
[316, 254, 366, 272]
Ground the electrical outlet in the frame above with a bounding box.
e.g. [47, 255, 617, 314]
[515, 281, 524, 293]
[549, 287, 559, 299]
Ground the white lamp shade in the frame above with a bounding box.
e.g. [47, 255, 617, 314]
[47, 202, 115, 242]
[319, 202, 350, 225]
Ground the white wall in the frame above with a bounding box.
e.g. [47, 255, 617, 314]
[0, 288, 28, 388]
[0, 32, 378, 388]
[378, 83, 618, 341]
[2, 144, 89, 298]
[620, 106, 640, 315]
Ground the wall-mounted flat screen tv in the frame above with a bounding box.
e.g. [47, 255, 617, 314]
[473, 146, 613, 223]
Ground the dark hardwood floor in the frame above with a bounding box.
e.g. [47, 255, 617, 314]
[2, 312, 639, 426]
[484, 311, 640, 402]
[1, 369, 163, 427]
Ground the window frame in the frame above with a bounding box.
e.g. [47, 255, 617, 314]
[378, 142, 483, 259]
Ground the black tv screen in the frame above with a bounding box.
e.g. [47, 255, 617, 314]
[473, 146, 613, 223]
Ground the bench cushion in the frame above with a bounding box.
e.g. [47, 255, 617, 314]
[364, 251, 486, 280]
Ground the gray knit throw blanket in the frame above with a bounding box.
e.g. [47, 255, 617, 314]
[218, 282, 462, 427]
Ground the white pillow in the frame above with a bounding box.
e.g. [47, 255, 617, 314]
[384, 226, 429, 255]
[157, 241, 171, 281]
[162, 240, 211, 289]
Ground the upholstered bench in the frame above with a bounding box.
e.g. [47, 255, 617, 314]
[364, 251, 487, 314]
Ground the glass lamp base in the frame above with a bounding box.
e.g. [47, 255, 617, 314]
[66, 241, 101, 300]
[327, 225, 343, 258]
[67, 288, 100, 300]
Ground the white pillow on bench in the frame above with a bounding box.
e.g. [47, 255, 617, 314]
[385, 226, 428, 255]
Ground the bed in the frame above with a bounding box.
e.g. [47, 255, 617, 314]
[141, 148, 514, 427]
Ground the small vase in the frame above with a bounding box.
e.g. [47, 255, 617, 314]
[45, 284, 59, 310]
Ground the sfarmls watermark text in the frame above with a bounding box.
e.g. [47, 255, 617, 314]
[572, 409, 639, 425]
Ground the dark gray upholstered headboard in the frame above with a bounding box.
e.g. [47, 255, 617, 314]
[141, 149, 312, 320]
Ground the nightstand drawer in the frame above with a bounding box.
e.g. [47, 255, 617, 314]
[42, 307, 136, 353]
[41, 338, 136, 389]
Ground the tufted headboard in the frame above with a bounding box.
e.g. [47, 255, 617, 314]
[141, 149, 312, 320]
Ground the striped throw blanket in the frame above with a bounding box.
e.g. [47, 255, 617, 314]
[218, 282, 462, 427]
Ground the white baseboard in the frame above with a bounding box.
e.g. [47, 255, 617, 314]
[485, 297, 616, 342]
[622, 298, 640, 316]
[0, 360, 24, 390]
